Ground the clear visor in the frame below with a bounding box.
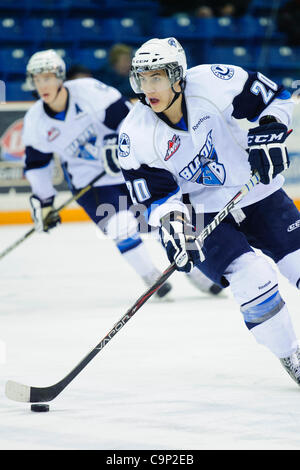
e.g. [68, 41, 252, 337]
[27, 61, 64, 84]
[32, 72, 58, 89]
[129, 66, 174, 94]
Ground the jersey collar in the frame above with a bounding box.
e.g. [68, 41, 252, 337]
[43, 87, 70, 121]
[156, 93, 188, 132]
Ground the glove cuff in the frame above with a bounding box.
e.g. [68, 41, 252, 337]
[259, 115, 279, 125]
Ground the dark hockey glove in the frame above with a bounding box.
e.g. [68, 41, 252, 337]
[248, 121, 291, 185]
[30, 195, 61, 232]
[159, 211, 205, 273]
[102, 133, 121, 176]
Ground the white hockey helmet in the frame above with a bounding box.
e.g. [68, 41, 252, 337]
[26, 49, 66, 89]
[129, 37, 187, 94]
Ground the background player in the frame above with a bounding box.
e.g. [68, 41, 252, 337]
[118, 37, 300, 386]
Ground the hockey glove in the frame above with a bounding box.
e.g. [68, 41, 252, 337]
[102, 133, 121, 176]
[30, 195, 61, 233]
[248, 121, 291, 185]
[160, 211, 205, 273]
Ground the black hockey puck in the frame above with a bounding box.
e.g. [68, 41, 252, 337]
[31, 403, 50, 412]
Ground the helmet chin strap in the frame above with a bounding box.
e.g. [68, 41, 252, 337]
[158, 79, 186, 112]
[53, 81, 64, 102]
[163, 85, 182, 112]
[138, 79, 186, 109]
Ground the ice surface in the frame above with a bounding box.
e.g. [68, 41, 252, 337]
[1, 222, 300, 450]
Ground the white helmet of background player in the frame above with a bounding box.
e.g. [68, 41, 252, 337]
[129, 37, 187, 100]
[26, 49, 66, 90]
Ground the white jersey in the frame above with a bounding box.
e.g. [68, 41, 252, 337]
[118, 64, 295, 226]
[22, 77, 131, 200]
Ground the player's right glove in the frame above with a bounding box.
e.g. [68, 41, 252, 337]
[159, 211, 205, 273]
[248, 121, 291, 185]
[102, 133, 121, 177]
[30, 195, 61, 233]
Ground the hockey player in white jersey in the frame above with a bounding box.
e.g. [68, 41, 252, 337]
[23, 49, 220, 299]
[118, 37, 300, 386]
[22, 49, 174, 298]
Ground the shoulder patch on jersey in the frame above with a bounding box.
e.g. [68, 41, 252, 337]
[211, 64, 234, 80]
[118, 132, 130, 157]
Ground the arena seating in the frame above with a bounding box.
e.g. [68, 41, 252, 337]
[0, 0, 297, 101]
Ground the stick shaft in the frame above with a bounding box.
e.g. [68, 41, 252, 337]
[5, 172, 260, 403]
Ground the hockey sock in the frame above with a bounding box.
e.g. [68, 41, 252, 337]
[224, 251, 299, 358]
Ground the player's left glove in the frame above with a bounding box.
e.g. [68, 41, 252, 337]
[248, 121, 291, 185]
[102, 133, 121, 177]
[159, 211, 205, 273]
[30, 195, 61, 233]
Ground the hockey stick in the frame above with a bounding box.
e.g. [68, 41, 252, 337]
[5, 172, 260, 403]
[0, 171, 106, 261]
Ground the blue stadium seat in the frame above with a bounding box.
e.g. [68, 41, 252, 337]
[0, 17, 24, 43]
[63, 18, 103, 42]
[194, 17, 238, 40]
[5, 81, 32, 101]
[192, 16, 286, 43]
[104, 0, 157, 7]
[240, 16, 286, 41]
[209, 46, 256, 69]
[0, 48, 30, 77]
[25, 0, 71, 13]
[103, 0, 159, 17]
[268, 46, 300, 70]
[74, 48, 108, 71]
[0, 0, 28, 12]
[248, 0, 289, 15]
[98, 18, 144, 43]
[153, 16, 197, 39]
[62, 0, 101, 13]
[23, 17, 66, 44]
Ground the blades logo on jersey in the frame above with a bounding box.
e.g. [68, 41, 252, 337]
[179, 130, 226, 186]
[165, 134, 180, 161]
[65, 123, 99, 160]
[78, 135, 98, 160]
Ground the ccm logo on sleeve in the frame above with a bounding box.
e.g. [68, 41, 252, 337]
[248, 132, 285, 144]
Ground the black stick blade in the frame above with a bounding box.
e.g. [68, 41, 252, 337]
[5, 380, 63, 403]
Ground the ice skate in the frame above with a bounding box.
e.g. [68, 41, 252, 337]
[280, 347, 300, 386]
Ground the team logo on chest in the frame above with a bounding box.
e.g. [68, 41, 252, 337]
[179, 130, 226, 186]
[165, 134, 181, 161]
[47, 127, 60, 142]
[65, 123, 99, 160]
